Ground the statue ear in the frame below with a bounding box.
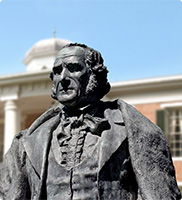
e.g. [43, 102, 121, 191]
[50, 72, 57, 100]
[49, 72, 54, 80]
[51, 84, 57, 100]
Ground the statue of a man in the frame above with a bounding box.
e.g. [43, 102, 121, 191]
[0, 43, 181, 200]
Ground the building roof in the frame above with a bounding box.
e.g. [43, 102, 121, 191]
[110, 74, 182, 92]
[23, 38, 70, 66]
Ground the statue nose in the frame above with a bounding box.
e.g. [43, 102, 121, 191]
[60, 78, 71, 88]
[60, 68, 69, 80]
[59, 68, 71, 88]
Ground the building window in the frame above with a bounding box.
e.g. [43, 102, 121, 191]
[168, 109, 182, 157]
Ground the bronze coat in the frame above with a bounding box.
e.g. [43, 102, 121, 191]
[0, 100, 180, 200]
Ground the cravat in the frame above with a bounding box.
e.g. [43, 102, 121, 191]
[56, 112, 110, 168]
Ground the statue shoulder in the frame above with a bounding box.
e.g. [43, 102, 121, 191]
[112, 99, 161, 130]
[116, 99, 149, 121]
[9, 107, 62, 142]
[28, 107, 62, 134]
[102, 99, 135, 113]
[6, 107, 61, 141]
[116, 99, 136, 112]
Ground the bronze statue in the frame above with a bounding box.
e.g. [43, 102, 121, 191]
[0, 43, 181, 199]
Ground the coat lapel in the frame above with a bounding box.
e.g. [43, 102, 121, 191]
[22, 113, 60, 178]
[98, 107, 126, 171]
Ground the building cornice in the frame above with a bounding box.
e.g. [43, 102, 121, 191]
[0, 70, 51, 86]
[110, 75, 182, 93]
[0, 70, 53, 101]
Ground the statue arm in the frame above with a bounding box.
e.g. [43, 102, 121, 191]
[117, 99, 181, 199]
[0, 130, 30, 200]
[128, 126, 181, 200]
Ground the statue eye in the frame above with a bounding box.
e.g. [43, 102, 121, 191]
[53, 66, 63, 75]
[67, 64, 83, 72]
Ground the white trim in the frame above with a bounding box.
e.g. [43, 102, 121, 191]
[110, 90, 182, 105]
[0, 95, 18, 101]
[172, 157, 182, 161]
[0, 70, 51, 86]
[125, 95, 182, 105]
[177, 182, 182, 187]
[107, 74, 182, 105]
[111, 74, 182, 88]
[161, 102, 182, 109]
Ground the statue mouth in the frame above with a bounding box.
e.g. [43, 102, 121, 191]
[58, 88, 76, 95]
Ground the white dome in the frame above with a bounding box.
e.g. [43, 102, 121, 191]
[23, 38, 71, 72]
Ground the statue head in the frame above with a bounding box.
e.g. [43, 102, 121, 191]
[50, 43, 110, 108]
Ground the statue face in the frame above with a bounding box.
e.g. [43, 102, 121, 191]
[52, 46, 90, 108]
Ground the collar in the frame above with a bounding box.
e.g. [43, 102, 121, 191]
[62, 101, 103, 119]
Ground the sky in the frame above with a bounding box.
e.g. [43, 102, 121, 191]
[0, 0, 182, 82]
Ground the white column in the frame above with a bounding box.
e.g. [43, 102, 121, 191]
[4, 100, 21, 154]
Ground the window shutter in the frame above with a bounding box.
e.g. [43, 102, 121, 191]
[156, 109, 167, 136]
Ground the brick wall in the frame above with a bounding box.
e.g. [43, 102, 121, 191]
[134, 103, 161, 124]
[134, 103, 182, 185]
[174, 161, 182, 182]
